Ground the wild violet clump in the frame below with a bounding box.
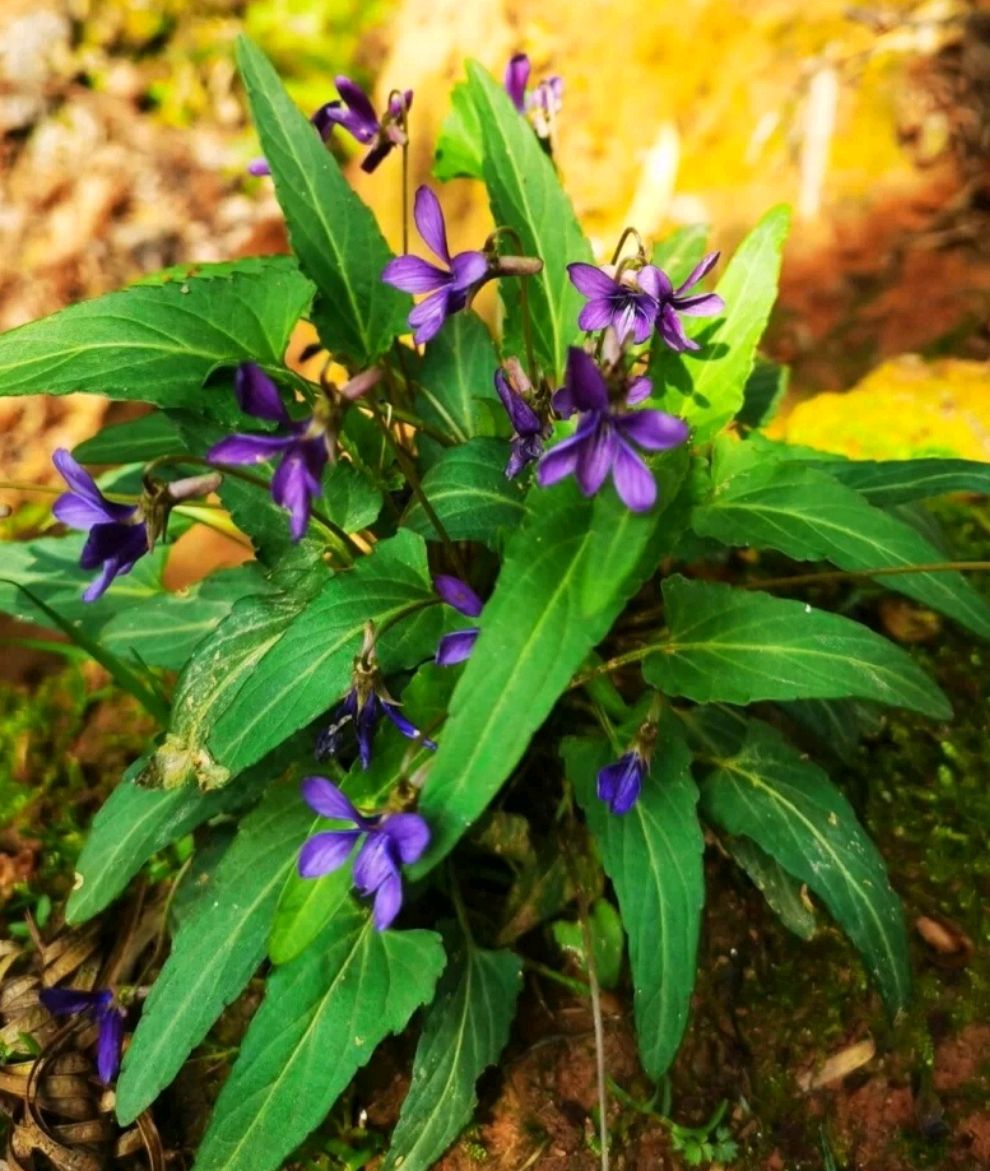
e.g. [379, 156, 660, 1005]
[2, 39, 989, 1171]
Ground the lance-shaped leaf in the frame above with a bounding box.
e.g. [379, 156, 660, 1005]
[692, 461, 990, 639]
[383, 931, 521, 1171]
[698, 718, 910, 1014]
[191, 913, 445, 1171]
[564, 720, 704, 1078]
[73, 413, 185, 464]
[415, 312, 501, 449]
[236, 37, 407, 365]
[644, 577, 950, 718]
[144, 530, 442, 788]
[465, 61, 593, 381]
[0, 257, 313, 406]
[413, 466, 684, 873]
[651, 225, 709, 287]
[402, 439, 528, 545]
[0, 535, 168, 632]
[269, 665, 455, 965]
[724, 835, 816, 940]
[115, 782, 314, 1124]
[101, 565, 272, 670]
[807, 456, 990, 507]
[650, 206, 790, 443]
[68, 753, 266, 924]
[434, 79, 484, 181]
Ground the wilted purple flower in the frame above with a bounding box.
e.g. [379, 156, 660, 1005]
[504, 53, 563, 140]
[207, 363, 333, 542]
[567, 263, 665, 345]
[596, 750, 647, 815]
[538, 348, 689, 512]
[40, 987, 126, 1083]
[298, 776, 430, 930]
[316, 686, 437, 768]
[382, 186, 489, 344]
[494, 359, 551, 478]
[248, 79, 412, 176]
[53, 449, 149, 603]
[434, 574, 483, 667]
[322, 78, 413, 173]
[653, 253, 725, 352]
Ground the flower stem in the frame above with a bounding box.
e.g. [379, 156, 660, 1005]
[401, 142, 410, 256]
[744, 560, 990, 591]
[0, 480, 61, 495]
[561, 797, 610, 1171]
[609, 226, 647, 266]
[144, 453, 361, 565]
[366, 391, 467, 578]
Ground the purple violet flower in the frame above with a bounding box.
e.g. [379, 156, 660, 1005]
[434, 574, 483, 667]
[249, 79, 412, 176]
[596, 750, 647, 815]
[40, 987, 126, 1083]
[53, 449, 150, 602]
[567, 263, 665, 345]
[322, 78, 413, 173]
[537, 348, 689, 512]
[381, 186, 489, 344]
[298, 776, 430, 930]
[494, 359, 550, 478]
[316, 687, 437, 768]
[653, 253, 725, 352]
[207, 362, 332, 542]
[504, 53, 563, 140]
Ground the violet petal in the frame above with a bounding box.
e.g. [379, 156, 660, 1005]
[298, 830, 360, 878]
[301, 776, 361, 823]
[381, 812, 431, 865]
[436, 627, 480, 666]
[615, 409, 690, 451]
[434, 574, 483, 617]
[611, 440, 657, 512]
[413, 186, 451, 264]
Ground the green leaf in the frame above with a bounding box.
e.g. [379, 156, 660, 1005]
[812, 456, 990, 506]
[724, 835, 816, 940]
[383, 931, 521, 1171]
[236, 37, 407, 365]
[434, 79, 484, 181]
[735, 358, 790, 430]
[322, 460, 382, 532]
[651, 225, 709, 286]
[650, 206, 790, 442]
[698, 719, 910, 1013]
[415, 312, 501, 447]
[101, 565, 271, 670]
[465, 61, 593, 381]
[73, 413, 184, 464]
[0, 257, 313, 405]
[0, 579, 168, 723]
[565, 718, 704, 1078]
[779, 698, 882, 765]
[146, 530, 442, 787]
[644, 576, 950, 718]
[413, 475, 678, 873]
[66, 743, 292, 924]
[551, 898, 625, 990]
[115, 781, 315, 1124]
[692, 461, 990, 639]
[192, 913, 445, 1171]
[402, 439, 527, 545]
[0, 535, 168, 632]
[269, 667, 454, 965]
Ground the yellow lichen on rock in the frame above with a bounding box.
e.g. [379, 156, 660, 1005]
[773, 356, 990, 460]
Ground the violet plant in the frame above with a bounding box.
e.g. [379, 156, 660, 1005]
[1, 40, 989, 1171]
